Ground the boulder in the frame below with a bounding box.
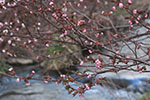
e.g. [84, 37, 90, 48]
[7, 58, 36, 65]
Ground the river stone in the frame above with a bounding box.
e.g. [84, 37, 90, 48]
[7, 58, 35, 65]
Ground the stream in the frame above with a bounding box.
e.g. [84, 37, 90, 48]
[0, 66, 149, 100]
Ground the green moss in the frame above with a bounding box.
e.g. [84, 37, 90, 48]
[113, 7, 129, 16]
[137, 92, 150, 100]
[0, 61, 12, 73]
[47, 45, 65, 55]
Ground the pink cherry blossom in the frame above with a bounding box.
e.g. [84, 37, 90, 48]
[95, 59, 101, 69]
[0, 0, 5, 5]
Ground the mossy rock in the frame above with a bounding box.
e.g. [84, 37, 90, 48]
[0, 60, 12, 73]
[113, 7, 128, 16]
[41, 45, 80, 73]
[137, 92, 150, 100]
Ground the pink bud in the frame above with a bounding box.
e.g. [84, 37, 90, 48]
[60, 74, 65, 78]
[8, 67, 13, 71]
[44, 80, 48, 84]
[116, 51, 119, 54]
[60, 34, 64, 38]
[84, 40, 88, 44]
[80, 0, 83, 2]
[26, 82, 30, 86]
[77, 87, 80, 90]
[84, 5, 87, 9]
[133, 9, 137, 15]
[113, 34, 118, 38]
[87, 74, 92, 78]
[77, 3, 80, 7]
[101, 11, 104, 14]
[85, 84, 90, 90]
[49, 2, 54, 5]
[8, 40, 12, 44]
[139, 70, 142, 73]
[90, 42, 93, 45]
[119, 3, 123, 8]
[80, 61, 84, 65]
[97, 0, 100, 3]
[0, 38, 3, 42]
[30, 11, 33, 14]
[64, 30, 67, 35]
[88, 50, 92, 53]
[126, 56, 130, 59]
[145, 14, 148, 18]
[135, 20, 139, 24]
[56, 82, 58, 86]
[137, 16, 141, 20]
[21, 23, 25, 28]
[112, 6, 116, 11]
[97, 54, 101, 57]
[83, 29, 86, 33]
[16, 78, 20, 82]
[2, 49, 6, 53]
[146, 29, 150, 32]
[46, 43, 49, 47]
[128, 20, 132, 25]
[79, 93, 82, 97]
[128, 0, 132, 4]
[32, 70, 35, 74]
[0, 22, 3, 28]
